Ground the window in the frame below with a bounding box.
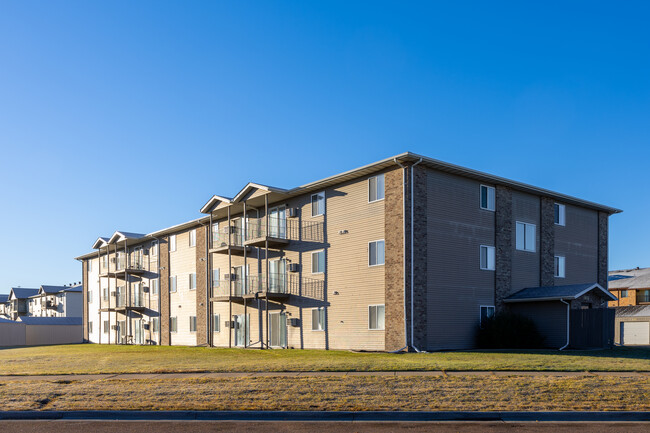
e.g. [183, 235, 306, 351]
[516, 222, 536, 252]
[311, 307, 325, 331]
[554, 256, 565, 278]
[211, 223, 219, 244]
[152, 317, 160, 333]
[88, 260, 92, 272]
[311, 250, 325, 274]
[369, 240, 385, 266]
[189, 273, 197, 290]
[554, 203, 566, 226]
[480, 185, 495, 211]
[169, 235, 176, 252]
[189, 316, 197, 332]
[87, 290, 92, 303]
[189, 229, 196, 247]
[102, 255, 108, 268]
[369, 174, 385, 202]
[151, 241, 158, 257]
[150, 279, 158, 296]
[212, 269, 220, 287]
[621, 290, 628, 298]
[368, 305, 385, 330]
[170, 276, 177, 293]
[480, 306, 495, 328]
[170, 317, 177, 333]
[103, 287, 109, 301]
[213, 314, 221, 332]
[311, 192, 325, 217]
[103, 320, 109, 334]
[480, 245, 496, 270]
[88, 321, 93, 334]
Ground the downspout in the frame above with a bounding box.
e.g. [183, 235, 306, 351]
[559, 299, 570, 350]
[391, 158, 408, 353]
[410, 158, 423, 353]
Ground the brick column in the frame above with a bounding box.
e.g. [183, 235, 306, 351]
[160, 237, 171, 345]
[196, 225, 208, 345]
[540, 197, 555, 287]
[384, 167, 406, 351]
[495, 185, 513, 312]
[412, 165, 428, 350]
[82, 260, 88, 341]
[598, 212, 608, 289]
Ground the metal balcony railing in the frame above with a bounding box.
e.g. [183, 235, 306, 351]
[211, 218, 324, 249]
[115, 257, 145, 272]
[115, 292, 144, 308]
[211, 225, 244, 249]
[210, 273, 324, 300]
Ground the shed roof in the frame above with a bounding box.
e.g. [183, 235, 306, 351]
[504, 283, 617, 303]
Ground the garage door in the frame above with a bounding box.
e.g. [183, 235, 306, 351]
[621, 322, 650, 345]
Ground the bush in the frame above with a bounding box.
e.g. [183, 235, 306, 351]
[476, 312, 545, 349]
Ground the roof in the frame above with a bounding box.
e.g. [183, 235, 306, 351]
[107, 231, 146, 244]
[0, 294, 8, 303]
[62, 285, 83, 293]
[17, 316, 82, 325]
[615, 305, 650, 317]
[504, 283, 617, 303]
[10, 288, 40, 300]
[40, 285, 68, 294]
[608, 267, 650, 289]
[0, 317, 20, 324]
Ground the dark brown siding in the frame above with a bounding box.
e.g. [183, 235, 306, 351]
[554, 204, 599, 285]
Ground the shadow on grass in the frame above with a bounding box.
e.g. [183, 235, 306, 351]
[461, 346, 650, 361]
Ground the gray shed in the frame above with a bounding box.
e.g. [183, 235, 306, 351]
[17, 316, 83, 346]
[0, 317, 26, 346]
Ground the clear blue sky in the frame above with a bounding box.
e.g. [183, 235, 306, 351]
[0, 1, 648, 293]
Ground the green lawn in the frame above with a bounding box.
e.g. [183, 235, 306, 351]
[0, 344, 648, 375]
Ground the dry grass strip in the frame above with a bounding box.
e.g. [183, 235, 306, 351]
[1, 375, 649, 412]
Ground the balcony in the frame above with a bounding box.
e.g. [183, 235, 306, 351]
[210, 279, 246, 302]
[45, 300, 57, 310]
[102, 258, 146, 277]
[210, 225, 251, 256]
[211, 274, 324, 302]
[101, 292, 145, 311]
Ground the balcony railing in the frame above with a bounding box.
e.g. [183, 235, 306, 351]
[115, 292, 145, 308]
[211, 274, 324, 300]
[211, 218, 324, 249]
[211, 225, 244, 249]
[45, 300, 57, 310]
[115, 258, 146, 272]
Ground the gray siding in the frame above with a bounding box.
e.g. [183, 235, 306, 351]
[426, 169, 495, 350]
[511, 191, 540, 291]
[554, 204, 598, 285]
[509, 301, 567, 349]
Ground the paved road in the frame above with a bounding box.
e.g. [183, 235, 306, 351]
[3, 421, 650, 433]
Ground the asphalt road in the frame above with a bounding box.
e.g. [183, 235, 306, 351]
[3, 421, 650, 432]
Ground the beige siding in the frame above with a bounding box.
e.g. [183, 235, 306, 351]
[169, 229, 198, 346]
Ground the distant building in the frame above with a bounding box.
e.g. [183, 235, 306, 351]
[7, 288, 39, 321]
[608, 268, 650, 307]
[28, 285, 83, 318]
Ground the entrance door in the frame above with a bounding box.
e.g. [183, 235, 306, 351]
[233, 265, 249, 296]
[269, 259, 287, 293]
[269, 206, 287, 239]
[133, 283, 142, 307]
[117, 320, 126, 344]
[232, 219, 243, 246]
[234, 314, 250, 347]
[269, 312, 287, 348]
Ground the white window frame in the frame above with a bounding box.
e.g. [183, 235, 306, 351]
[554, 203, 566, 226]
[368, 304, 385, 330]
[311, 250, 325, 274]
[368, 240, 385, 267]
[480, 185, 495, 211]
[311, 307, 325, 331]
[368, 174, 385, 203]
[515, 221, 536, 252]
[152, 317, 160, 333]
[554, 255, 566, 278]
[479, 305, 495, 328]
[213, 314, 221, 332]
[189, 229, 196, 247]
[170, 316, 178, 333]
[169, 235, 177, 252]
[103, 320, 109, 334]
[150, 279, 158, 296]
[151, 241, 158, 257]
[479, 245, 496, 271]
[311, 192, 325, 217]
[189, 273, 197, 290]
[212, 268, 220, 288]
[189, 316, 197, 333]
[170, 276, 177, 293]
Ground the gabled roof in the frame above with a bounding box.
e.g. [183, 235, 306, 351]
[39, 285, 68, 295]
[62, 285, 83, 293]
[9, 288, 40, 300]
[108, 231, 146, 244]
[200, 195, 232, 214]
[92, 237, 110, 249]
[504, 283, 617, 303]
[232, 183, 288, 204]
[17, 316, 82, 325]
[0, 294, 9, 303]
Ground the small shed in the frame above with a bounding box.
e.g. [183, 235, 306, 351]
[615, 305, 650, 345]
[0, 317, 26, 346]
[17, 316, 83, 345]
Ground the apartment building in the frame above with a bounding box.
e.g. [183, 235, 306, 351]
[0, 295, 9, 319]
[77, 152, 620, 350]
[7, 288, 39, 321]
[27, 285, 83, 318]
[608, 267, 650, 307]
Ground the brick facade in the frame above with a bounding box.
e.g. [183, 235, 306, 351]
[597, 212, 608, 289]
[195, 225, 208, 346]
[160, 237, 170, 345]
[495, 185, 513, 312]
[412, 165, 428, 350]
[540, 197, 555, 287]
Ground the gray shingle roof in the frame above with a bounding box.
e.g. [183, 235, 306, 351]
[40, 285, 68, 294]
[608, 267, 650, 289]
[615, 305, 650, 317]
[17, 317, 82, 325]
[505, 283, 617, 302]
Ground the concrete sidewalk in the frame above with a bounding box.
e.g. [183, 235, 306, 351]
[0, 370, 648, 381]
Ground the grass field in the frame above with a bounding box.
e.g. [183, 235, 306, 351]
[1, 375, 649, 412]
[0, 344, 649, 375]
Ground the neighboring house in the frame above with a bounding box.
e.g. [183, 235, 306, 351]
[28, 285, 83, 318]
[77, 152, 620, 350]
[607, 267, 650, 307]
[0, 294, 9, 319]
[7, 288, 39, 321]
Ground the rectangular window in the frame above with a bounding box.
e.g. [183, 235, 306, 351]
[369, 240, 385, 266]
[212, 269, 220, 287]
[554, 203, 566, 226]
[87, 290, 92, 303]
[169, 235, 177, 252]
[103, 287, 109, 301]
[621, 290, 628, 298]
[516, 222, 536, 252]
[150, 279, 158, 296]
[480, 245, 496, 270]
[480, 306, 495, 328]
[213, 314, 221, 332]
[170, 317, 177, 333]
[102, 255, 108, 268]
[88, 260, 92, 272]
[311, 250, 325, 274]
[554, 256, 566, 278]
[189, 273, 197, 290]
[368, 174, 385, 202]
[311, 192, 325, 217]
[170, 276, 177, 293]
[189, 316, 197, 332]
[151, 241, 158, 257]
[189, 229, 196, 247]
[211, 223, 219, 243]
[103, 320, 109, 334]
[88, 321, 93, 334]
[152, 317, 160, 333]
[368, 305, 385, 330]
[480, 185, 495, 211]
[311, 307, 325, 331]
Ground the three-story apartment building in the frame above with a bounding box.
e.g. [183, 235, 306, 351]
[77, 152, 620, 350]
